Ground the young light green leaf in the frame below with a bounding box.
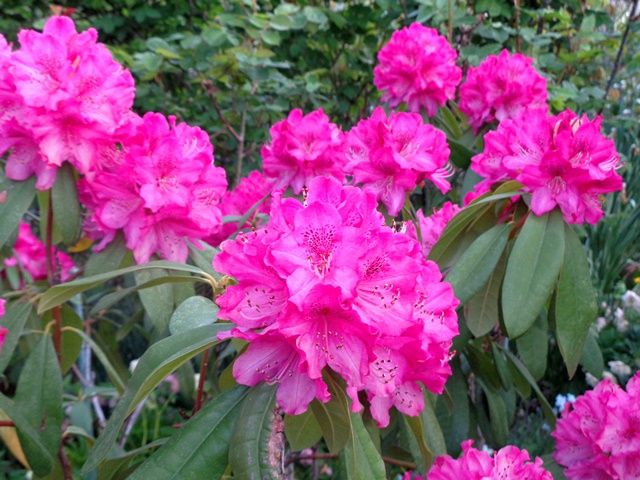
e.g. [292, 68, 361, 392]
[0, 301, 33, 373]
[82, 324, 231, 474]
[169, 296, 219, 335]
[447, 224, 509, 303]
[129, 387, 248, 480]
[502, 211, 565, 338]
[341, 413, 386, 480]
[555, 225, 598, 378]
[0, 177, 36, 248]
[51, 164, 81, 245]
[284, 410, 323, 452]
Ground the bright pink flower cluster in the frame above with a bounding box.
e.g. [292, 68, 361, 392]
[214, 176, 459, 426]
[80, 112, 227, 263]
[416, 202, 461, 256]
[207, 170, 274, 246]
[4, 222, 75, 282]
[374, 23, 461, 117]
[418, 440, 552, 480]
[459, 50, 548, 132]
[471, 109, 622, 224]
[0, 298, 7, 349]
[0, 16, 134, 189]
[553, 372, 640, 479]
[262, 109, 345, 194]
[345, 107, 452, 215]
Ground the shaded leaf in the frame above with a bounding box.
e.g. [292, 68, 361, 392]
[465, 253, 506, 337]
[342, 413, 386, 480]
[515, 313, 548, 381]
[169, 296, 218, 335]
[51, 164, 81, 245]
[0, 177, 35, 248]
[284, 410, 322, 451]
[0, 301, 33, 373]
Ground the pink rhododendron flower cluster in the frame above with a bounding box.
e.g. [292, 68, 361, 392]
[471, 109, 622, 224]
[80, 112, 227, 263]
[262, 109, 345, 194]
[459, 50, 548, 132]
[207, 170, 274, 246]
[0, 298, 7, 349]
[345, 107, 452, 215]
[409, 440, 552, 479]
[553, 372, 640, 479]
[214, 176, 459, 426]
[373, 23, 461, 117]
[416, 202, 461, 256]
[0, 16, 134, 190]
[4, 222, 75, 282]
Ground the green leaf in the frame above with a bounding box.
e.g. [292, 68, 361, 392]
[310, 374, 351, 453]
[51, 164, 81, 245]
[477, 380, 508, 446]
[38, 260, 212, 314]
[84, 235, 128, 277]
[515, 313, 548, 381]
[436, 364, 470, 453]
[99, 439, 166, 480]
[188, 243, 220, 279]
[129, 387, 248, 480]
[0, 301, 33, 373]
[580, 330, 603, 378]
[0, 393, 54, 476]
[82, 324, 231, 474]
[229, 384, 283, 479]
[342, 413, 386, 480]
[447, 224, 509, 303]
[555, 226, 598, 378]
[169, 296, 219, 335]
[60, 305, 83, 373]
[136, 269, 174, 336]
[284, 410, 322, 451]
[15, 335, 63, 473]
[466, 343, 501, 390]
[465, 252, 506, 337]
[0, 177, 36, 248]
[502, 211, 565, 338]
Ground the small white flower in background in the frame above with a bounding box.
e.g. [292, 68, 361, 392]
[608, 360, 632, 378]
[129, 359, 139, 373]
[602, 371, 618, 384]
[585, 372, 599, 388]
[596, 316, 608, 332]
[480, 444, 494, 455]
[613, 307, 629, 332]
[622, 290, 640, 312]
[554, 393, 577, 414]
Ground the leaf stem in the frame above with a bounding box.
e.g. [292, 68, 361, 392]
[193, 348, 210, 414]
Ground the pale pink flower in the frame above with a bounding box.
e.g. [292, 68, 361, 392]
[459, 50, 548, 132]
[553, 372, 640, 479]
[374, 23, 461, 116]
[416, 201, 461, 256]
[81, 113, 227, 263]
[214, 176, 459, 425]
[261, 109, 345, 194]
[471, 109, 622, 224]
[345, 107, 452, 215]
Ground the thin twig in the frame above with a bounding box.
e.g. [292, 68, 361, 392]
[235, 106, 247, 186]
[0, 421, 15, 427]
[59, 447, 73, 480]
[119, 401, 145, 448]
[71, 365, 107, 429]
[382, 456, 417, 469]
[603, 0, 639, 102]
[201, 80, 242, 142]
[193, 348, 210, 414]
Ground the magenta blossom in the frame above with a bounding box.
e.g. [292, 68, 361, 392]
[0, 298, 7, 350]
[0, 16, 135, 189]
[261, 109, 345, 194]
[416, 201, 461, 257]
[471, 109, 622, 224]
[374, 23, 461, 116]
[214, 176, 459, 426]
[553, 372, 640, 479]
[459, 50, 548, 132]
[81, 112, 227, 263]
[345, 107, 452, 215]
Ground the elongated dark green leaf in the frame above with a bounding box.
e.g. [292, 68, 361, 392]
[466, 343, 501, 390]
[85, 234, 128, 277]
[555, 226, 598, 378]
[99, 439, 166, 480]
[284, 410, 322, 451]
[502, 211, 565, 338]
[310, 374, 351, 454]
[82, 324, 231, 474]
[515, 313, 548, 381]
[342, 413, 386, 480]
[136, 269, 174, 336]
[580, 330, 603, 377]
[447, 224, 509, 303]
[477, 380, 508, 445]
[0, 301, 33, 372]
[465, 253, 506, 337]
[129, 387, 248, 480]
[0, 393, 54, 476]
[38, 260, 212, 313]
[436, 364, 470, 454]
[0, 177, 36, 248]
[169, 296, 219, 335]
[404, 415, 433, 472]
[229, 384, 282, 479]
[51, 164, 81, 245]
[60, 305, 83, 373]
[15, 335, 63, 473]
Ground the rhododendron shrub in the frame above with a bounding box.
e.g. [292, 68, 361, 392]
[553, 372, 640, 479]
[214, 176, 459, 426]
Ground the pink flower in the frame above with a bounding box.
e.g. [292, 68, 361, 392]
[0, 16, 134, 189]
[7, 222, 75, 282]
[459, 50, 548, 132]
[374, 23, 461, 116]
[345, 107, 452, 215]
[426, 440, 552, 479]
[471, 109, 622, 224]
[81, 112, 227, 263]
[553, 372, 640, 479]
[261, 109, 345, 194]
[0, 299, 5, 317]
[416, 201, 461, 256]
[214, 176, 459, 425]
[0, 297, 6, 348]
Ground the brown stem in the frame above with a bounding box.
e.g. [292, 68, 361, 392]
[0, 421, 15, 427]
[382, 456, 417, 469]
[193, 348, 210, 414]
[45, 191, 63, 362]
[59, 443, 73, 480]
[603, 0, 639, 103]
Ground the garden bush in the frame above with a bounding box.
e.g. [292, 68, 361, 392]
[0, 1, 639, 479]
